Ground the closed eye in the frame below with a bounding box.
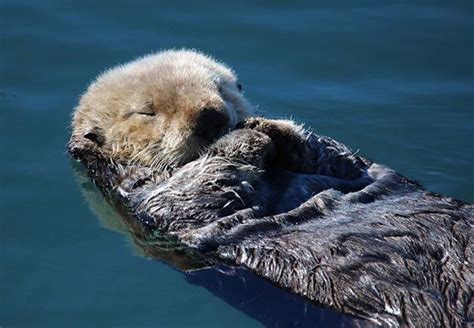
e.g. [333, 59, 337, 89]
[125, 111, 156, 118]
[136, 112, 156, 116]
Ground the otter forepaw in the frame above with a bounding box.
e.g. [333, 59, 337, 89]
[208, 129, 276, 169]
[236, 117, 315, 173]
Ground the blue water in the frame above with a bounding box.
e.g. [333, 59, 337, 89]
[1, 1, 473, 327]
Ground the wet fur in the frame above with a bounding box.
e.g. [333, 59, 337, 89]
[69, 50, 472, 327]
[69, 119, 473, 327]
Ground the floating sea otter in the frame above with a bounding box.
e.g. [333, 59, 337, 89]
[69, 50, 473, 327]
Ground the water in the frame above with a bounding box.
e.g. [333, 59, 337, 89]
[1, 1, 473, 327]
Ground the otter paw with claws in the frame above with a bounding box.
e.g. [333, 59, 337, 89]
[236, 117, 314, 173]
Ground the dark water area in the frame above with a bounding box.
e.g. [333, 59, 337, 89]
[1, 1, 473, 327]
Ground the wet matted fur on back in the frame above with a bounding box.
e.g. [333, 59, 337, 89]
[69, 118, 473, 327]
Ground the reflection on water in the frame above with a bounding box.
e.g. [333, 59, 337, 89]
[1, 0, 472, 327]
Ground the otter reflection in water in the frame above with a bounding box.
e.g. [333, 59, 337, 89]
[69, 50, 473, 327]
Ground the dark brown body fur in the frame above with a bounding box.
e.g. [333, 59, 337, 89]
[69, 117, 473, 327]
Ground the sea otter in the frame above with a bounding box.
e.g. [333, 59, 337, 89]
[69, 50, 473, 327]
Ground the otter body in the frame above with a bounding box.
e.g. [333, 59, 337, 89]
[69, 50, 473, 327]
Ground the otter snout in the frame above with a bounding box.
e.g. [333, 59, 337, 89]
[193, 108, 230, 142]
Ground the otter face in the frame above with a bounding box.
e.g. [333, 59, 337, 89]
[71, 50, 252, 173]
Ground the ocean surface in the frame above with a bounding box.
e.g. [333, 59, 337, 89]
[1, 1, 473, 327]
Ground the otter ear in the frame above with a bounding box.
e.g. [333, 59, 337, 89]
[83, 127, 105, 146]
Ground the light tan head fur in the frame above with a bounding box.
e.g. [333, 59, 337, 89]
[71, 49, 252, 173]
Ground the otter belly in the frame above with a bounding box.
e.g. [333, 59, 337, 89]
[69, 120, 473, 328]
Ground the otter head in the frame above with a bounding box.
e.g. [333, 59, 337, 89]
[70, 49, 252, 173]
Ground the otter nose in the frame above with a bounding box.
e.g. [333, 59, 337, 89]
[194, 108, 229, 142]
